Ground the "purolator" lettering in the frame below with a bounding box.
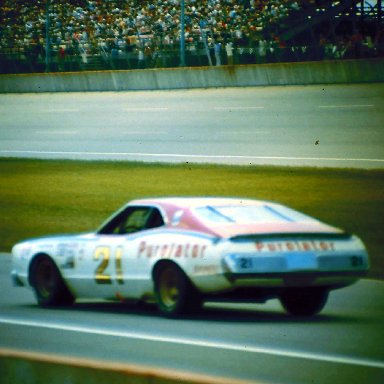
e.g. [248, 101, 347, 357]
[255, 240, 335, 252]
[137, 241, 207, 259]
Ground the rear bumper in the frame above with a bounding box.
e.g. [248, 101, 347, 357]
[224, 271, 367, 289]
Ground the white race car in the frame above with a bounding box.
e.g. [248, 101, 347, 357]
[11, 197, 369, 317]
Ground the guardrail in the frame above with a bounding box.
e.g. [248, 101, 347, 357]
[0, 59, 383, 93]
[0, 348, 256, 384]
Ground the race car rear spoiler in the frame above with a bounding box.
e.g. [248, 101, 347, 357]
[230, 232, 352, 242]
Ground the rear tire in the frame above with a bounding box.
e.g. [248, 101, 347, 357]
[30, 256, 75, 307]
[280, 288, 329, 316]
[154, 264, 202, 317]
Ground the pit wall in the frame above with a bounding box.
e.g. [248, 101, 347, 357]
[0, 59, 383, 93]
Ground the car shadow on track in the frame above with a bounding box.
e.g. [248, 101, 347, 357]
[35, 300, 360, 324]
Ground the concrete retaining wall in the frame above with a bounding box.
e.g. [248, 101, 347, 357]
[0, 349, 254, 384]
[0, 59, 383, 93]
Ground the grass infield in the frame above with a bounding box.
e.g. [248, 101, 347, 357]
[0, 158, 383, 279]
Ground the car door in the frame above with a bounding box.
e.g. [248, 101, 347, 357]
[70, 205, 165, 299]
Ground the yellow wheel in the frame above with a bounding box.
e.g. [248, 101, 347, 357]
[158, 267, 181, 309]
[154, 263, 202, 317]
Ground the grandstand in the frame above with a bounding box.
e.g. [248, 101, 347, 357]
[0, 1, 383, 74]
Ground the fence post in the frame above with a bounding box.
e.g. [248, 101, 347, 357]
[180, 0, 186, 67]
[45, 0, 50, 72]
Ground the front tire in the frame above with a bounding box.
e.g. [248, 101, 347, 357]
[30, 256, 75, 307]
[154, 264, 202, 317]
[280, 288, 329, 316]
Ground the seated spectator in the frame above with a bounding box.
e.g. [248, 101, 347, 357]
[0, 0, 380, 71]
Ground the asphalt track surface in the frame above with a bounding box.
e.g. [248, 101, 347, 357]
[0, 255, 383, 383]
[0, 84, 384, 168]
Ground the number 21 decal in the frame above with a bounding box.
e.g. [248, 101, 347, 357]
[94, 246, 124, 285]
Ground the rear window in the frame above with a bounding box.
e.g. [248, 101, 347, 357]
[194, 205, 317, 224]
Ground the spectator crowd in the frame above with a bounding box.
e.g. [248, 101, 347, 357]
[0, 0, 382, 71]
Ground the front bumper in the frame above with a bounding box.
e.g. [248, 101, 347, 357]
[11, 270, 26, 287]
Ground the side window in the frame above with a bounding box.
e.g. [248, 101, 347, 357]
[99, 206, 165, 235]
[119, 208, 150, 234]
[146, 209, 165, 229]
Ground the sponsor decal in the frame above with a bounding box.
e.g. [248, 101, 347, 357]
[255, 240, 335, 253]
[57, 243, 78, 258]
[61, 257, 75, 269]
[137, 241, 207, 259]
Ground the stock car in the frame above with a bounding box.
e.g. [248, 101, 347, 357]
[11, 197, 369, 317]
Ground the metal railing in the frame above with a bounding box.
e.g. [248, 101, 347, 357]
[1, 39, 383, 75]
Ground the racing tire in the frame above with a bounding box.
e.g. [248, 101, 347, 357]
[154, 264, 202, 317]
[279, 288, 329, 317]
[30, 256, 75, 307]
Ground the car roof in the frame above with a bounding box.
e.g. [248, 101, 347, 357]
[127, 197, 342, 238]
[129, 197, 265, 210]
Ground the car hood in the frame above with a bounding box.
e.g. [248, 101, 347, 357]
[14, 232, 95, 246]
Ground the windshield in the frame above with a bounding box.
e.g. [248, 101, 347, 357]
[195, 205, 317, 224]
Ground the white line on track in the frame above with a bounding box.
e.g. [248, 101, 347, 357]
[318, 105, 374, 109]
[214, 106, 265, 110]
[121, 131, 169, 135]
[221, 130, 270, 135]
[35, 130, 78, 135]
[0, 150, 383, 164]
[40, 108, 80, 113]
[122, 107, 169, 112]
[0, 317, 383, 369]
